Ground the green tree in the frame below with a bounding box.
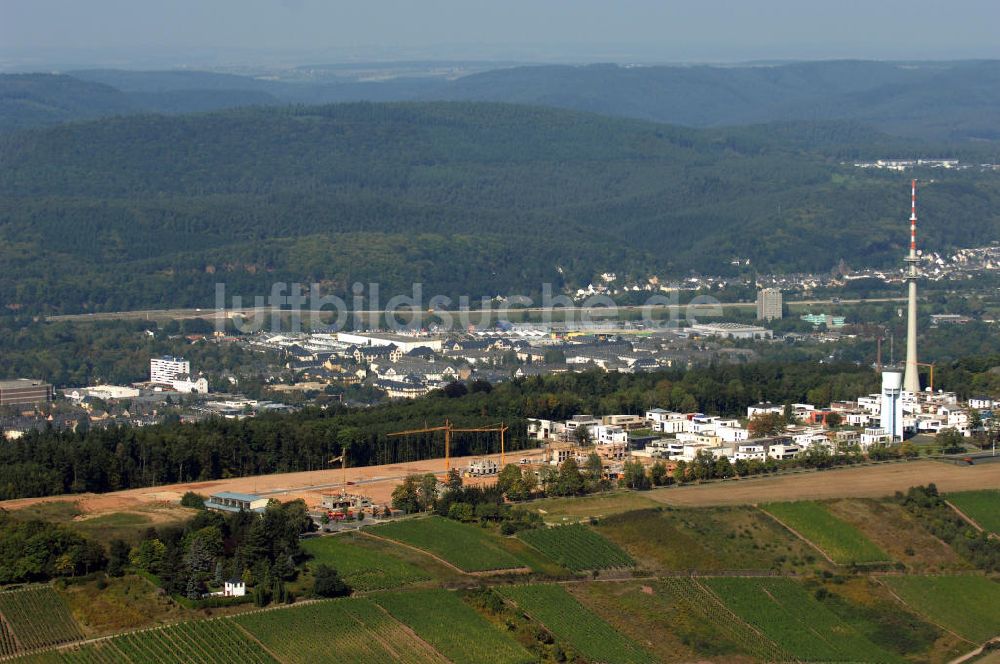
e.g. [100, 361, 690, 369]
[180, 491, 206, 509]
[497, 464, 523, 498]
[391, 475, 422, 514]
[621, 459, 650, 490]
[445, 467, 463, 491]
[107, 539, 130, 577]
[748, 412, 785, 438]
[937, 428, 966, 454]
[555, 458, 584, 496]
[419, 473, 439, 511]
[650, 461, 668, 486]
[312, 564, 350, 598]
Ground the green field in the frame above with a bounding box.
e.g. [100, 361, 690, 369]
[596, 506, 822, 572]
[499, 584, 655, 664]
[517, 524, 633, 571]
[884, 575, 1000, 643]
[373, 589, 533, 664]
[368, 516, 525, 572]
[13, 619, 276, 663]
[302, 534, 429, 590]
[948, 490, 1000, 534]
[704, 577, 902, 662]
[0, 587, 84, 651]
[237, 597, 447, 664]
[763, 501, 890, 564]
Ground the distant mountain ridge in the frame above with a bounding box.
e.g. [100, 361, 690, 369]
[5, 60, 1000, 140]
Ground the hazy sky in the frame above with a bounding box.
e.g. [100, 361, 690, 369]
[2, 0, 997, 67]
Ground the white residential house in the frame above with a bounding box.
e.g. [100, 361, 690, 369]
[860, 427, 892, 448]
[857, 395, 882, 414]
[968, 396, 996, 410]
[768, 443, 801, 460]
[646, 409, 688, 434]
[593, 425, 628, 446]
[527, 418, 563, 441]
[734, 442, 768, 461]
[224, 579, 246, 597]
[171, 375, 209, 394]
[715, 425, 749, 443]
[747, 403, 783, 418]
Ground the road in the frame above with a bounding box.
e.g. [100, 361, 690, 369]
[44, 297, 907, 323]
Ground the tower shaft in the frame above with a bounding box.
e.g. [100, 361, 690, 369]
[902, 179, 921, 393]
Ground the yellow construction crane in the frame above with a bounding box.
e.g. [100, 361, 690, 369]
[387, 420, 510, 472]
[328, 452, 347, 486]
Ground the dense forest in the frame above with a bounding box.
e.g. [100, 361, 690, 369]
[1, 102, 999, 314]
[0, 362, 884, 500]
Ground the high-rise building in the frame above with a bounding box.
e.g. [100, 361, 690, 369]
[902, 180, 921, 394]
[150, 356, 190, 384]
[756, 288, 783, 321]
[880, 370, 904, 441]
[0, 379, 53, 406]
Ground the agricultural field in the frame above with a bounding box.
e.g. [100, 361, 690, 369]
[883, 575, 1000, 644]
[499, 584, 655, 664]
[517, 524, 633, 571]
[301, 534, 429, 590]
[811, 576, 965, 662]
[57, 574, 186, 636]
[763, 501, 891, 564]
[704, 577, 902, 663]
[531, 492, 660, 522]
[13, 619, 276, 663]
[367, 516, 525, 572]
[596, 506, 822, 572]
[825, 498, 971, 573]
[373, 589, 533, 664]
[0, 587, 84, 651]
[947, 490, 1000, 533]
[569, 578, 785, 663]
[237, 597, 447, 664]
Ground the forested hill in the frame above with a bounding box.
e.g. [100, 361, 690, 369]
[1, 102, 999, 314]
[432, 60, 1000, 142]
[7, 60, 1000, 141]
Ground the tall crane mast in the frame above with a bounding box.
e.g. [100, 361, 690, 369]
[387, 420, 510, 472]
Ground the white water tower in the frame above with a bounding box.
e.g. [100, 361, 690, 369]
[880, 370, 904, 442]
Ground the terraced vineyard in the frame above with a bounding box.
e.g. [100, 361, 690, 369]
[947, 490, 1000, 533]
[373, 589, 533, 664]
[237, 597, 447, 664]
[0, 587, 83, 651]
[517, 524, 633, 571]
[0, 617, 18, 657]
[12, 619, 276, 663]
[499, 584, 655, 664]
[763, 501, 890, 564]
[302, 535, 429, 590]
[368, 516, 525, 572]
[655, 578, 790, 662]
[883, 575, 1000, 643]
[704, 577, 902, 662]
